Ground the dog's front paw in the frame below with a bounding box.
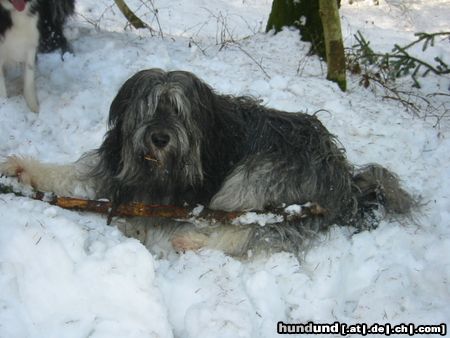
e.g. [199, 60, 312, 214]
[24, 90, 39, 113]
[27, 100, 40, 113]
[0, 79, 7, 98]
[0, 156, 34, 186]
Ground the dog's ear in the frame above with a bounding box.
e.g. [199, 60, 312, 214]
[108, 83, 131, 128]
[87, 122, 124, 202]
[97, 124, 123, 177]
[99, 78, 132, 177]
[191, 73, 215, 102]
[182, 72, 217, 119]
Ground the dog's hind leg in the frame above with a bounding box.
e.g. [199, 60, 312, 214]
[209, 154, 325, 213]
[209, 159, 274, 212]
[0, 60, 7, 98]
[23, 49, 39, 113]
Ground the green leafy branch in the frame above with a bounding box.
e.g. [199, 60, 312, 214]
[351, 31, 450, 88]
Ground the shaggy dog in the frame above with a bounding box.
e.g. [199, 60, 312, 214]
[0, 69, 414, 256]
[0, 0, 75, 112]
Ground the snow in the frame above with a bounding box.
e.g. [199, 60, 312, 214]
[233, 212, 283, 226]
[1, 0, 449, 337]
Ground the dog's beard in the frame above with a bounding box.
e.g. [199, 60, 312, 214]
[140, 141, 181, 183]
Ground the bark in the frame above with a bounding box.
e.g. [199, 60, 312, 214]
[0, 182, 326, 225]
[266, 0, 341, 60]
[114, 0, 147, 29]
[265, 0, 302, 34]
[319, 0, 347, 91]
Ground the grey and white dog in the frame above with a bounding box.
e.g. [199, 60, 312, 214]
[0, 69, 414, 256]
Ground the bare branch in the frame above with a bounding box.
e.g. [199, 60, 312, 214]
[0, 182, 326, 225]
[114, 0, 146, 29]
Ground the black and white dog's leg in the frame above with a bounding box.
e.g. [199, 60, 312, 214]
[0, 59, 6, 98]
[0, 155, 95, 198]
[209, 158, 276, 212]
[210, 154, 320, 212]
[23, 49, 39, 113]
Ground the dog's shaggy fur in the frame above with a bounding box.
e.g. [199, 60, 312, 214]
[0, 69, 414, 256]
[0, 0, 74, 112]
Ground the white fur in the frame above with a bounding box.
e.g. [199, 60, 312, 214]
[0, 1, 40, 112]
[0, 156, 94, 198]
[144, 221, 254, 256]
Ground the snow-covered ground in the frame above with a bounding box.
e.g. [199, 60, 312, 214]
[0, 0, 449, 337]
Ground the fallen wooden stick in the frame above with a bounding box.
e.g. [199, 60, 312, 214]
[0, 181, 326, 224]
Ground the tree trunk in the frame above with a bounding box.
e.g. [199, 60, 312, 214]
[265, 0, 302, 34]
[266, 0, 341, 60]
[319, 0, 347, 91]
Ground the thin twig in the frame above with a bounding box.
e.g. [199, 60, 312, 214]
[137, 0, 164, 38]
[200, 7, 271, 79]
[230, 42, 271, 79]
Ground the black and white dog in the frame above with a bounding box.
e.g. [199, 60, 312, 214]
[0, 69, 414, 256]
[0, 0, 74, 112]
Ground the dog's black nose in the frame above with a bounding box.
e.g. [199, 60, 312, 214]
[151, 132, 170, 148]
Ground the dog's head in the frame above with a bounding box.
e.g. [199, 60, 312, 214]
[94, 69, 217, 198]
